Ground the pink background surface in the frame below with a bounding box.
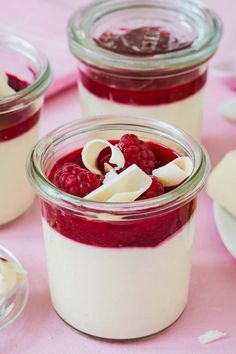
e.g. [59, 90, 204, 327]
[1, 1, 236, 353]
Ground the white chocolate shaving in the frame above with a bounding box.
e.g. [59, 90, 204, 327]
[0, 259, 25, 298]
[198, 330, 226, 344]
[152, 157, 193, 187]
[0, 72, 15, 97]
[85, 164, 152, 202]
[82, 139, 125, 175]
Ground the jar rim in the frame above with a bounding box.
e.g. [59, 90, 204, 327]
[67, 0, 222, 74]
[0, 34, 52, 111]
[27, 116, 210, 217]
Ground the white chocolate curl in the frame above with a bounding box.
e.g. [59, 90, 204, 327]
[0, 72, 16, 97]
[0, 259, 25, 298]
[85, 164, 152, 202]
[82, 139, 125, 175]
[152, 157, 193, 187]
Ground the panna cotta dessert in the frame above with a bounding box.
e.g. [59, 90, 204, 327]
[67, 0, 222, 139]
[27, 116, 209, 340]
[0, 35, 52, 225]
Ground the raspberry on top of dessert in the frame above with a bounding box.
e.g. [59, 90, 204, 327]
[49, 133, 192, 202]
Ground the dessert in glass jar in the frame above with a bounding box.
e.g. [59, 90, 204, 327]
[67, 0, 222, 139]
[0, 35, 52, 225]
[27, 115, 209, 340]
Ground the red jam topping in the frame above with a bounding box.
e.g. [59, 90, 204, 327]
[43, 136, 195, 248]
[0, 74, 40, 142]
[94, 27, 192, 56]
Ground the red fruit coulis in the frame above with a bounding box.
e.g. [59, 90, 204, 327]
[80, 26, 207, 106]
[43, 140, 196, 248]
[94, 27, 192, 56]
[0, 74, 40, 142]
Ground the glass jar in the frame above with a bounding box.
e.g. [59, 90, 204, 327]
[27, 115, 209, 340]
[67, 0, 222, 140]
[0, 35, 52, 225]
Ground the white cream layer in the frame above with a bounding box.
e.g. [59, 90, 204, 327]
[79, 83, 204, 140]
[43, 216, 195, 340]
[0, 124, 39, 225]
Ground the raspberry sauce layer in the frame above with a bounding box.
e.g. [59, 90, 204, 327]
[80, 69, 207, 106]
[43, 141, 196, 248]
[0, 74, 40, 142]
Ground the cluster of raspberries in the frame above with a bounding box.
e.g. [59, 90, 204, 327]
[53, 134, 164, 200]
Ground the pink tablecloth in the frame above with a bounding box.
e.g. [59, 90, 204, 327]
[1, 1, 236, 353]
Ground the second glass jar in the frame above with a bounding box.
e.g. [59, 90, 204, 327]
[67, 0, 222, 139]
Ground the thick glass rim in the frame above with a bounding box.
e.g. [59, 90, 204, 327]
[0, 34, 52, 111]
[27, 116, 210, 217]
[67, 0, 222, 74]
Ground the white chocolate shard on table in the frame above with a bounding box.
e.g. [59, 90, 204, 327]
[220, 98, 236, 122]
[207, 150, 236, 218]
[198, 330, 226, 344]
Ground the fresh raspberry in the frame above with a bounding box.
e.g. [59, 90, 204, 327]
[53, 163, 103, 197]
[118, 134, 157, 174]
[139, 176, 164, 200]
